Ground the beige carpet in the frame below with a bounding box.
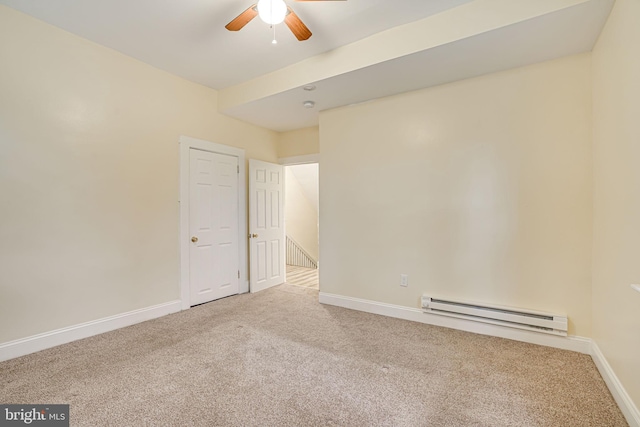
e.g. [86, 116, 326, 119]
[0, 284, 627, 426]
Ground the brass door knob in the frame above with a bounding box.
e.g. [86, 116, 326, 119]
[252, 234, 258, 238]
[191, 236, 198, 243]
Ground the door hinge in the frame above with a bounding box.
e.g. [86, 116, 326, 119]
[237, 165, 239, 173]
[238, 270, 240, 279]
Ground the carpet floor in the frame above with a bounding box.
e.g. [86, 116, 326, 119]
[0, 284, 627, 426]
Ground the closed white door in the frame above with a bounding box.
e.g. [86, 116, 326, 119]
[189, 149, 239, 305]
[249, 159, 285, 292]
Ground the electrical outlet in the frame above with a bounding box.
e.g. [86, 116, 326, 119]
[400, 274, 408, 287]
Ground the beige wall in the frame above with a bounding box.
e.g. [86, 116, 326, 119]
[285, 169, 319, 261]
[0, 6, 278, 344]
[592, 0, 640, 408]
[277, 127, 319, 158]
[320, 54, 593, 336]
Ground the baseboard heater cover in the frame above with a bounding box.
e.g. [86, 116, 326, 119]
[421, 295, 568, 336]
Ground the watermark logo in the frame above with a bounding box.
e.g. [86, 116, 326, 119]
[0, 405, 68, 426]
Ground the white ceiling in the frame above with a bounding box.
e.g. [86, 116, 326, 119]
[0, 0, 471, 88]
[0, 0, 613, 132]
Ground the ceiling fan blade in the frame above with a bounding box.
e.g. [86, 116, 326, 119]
[225, 4, 258, 31]
[285, 7, 312, 41]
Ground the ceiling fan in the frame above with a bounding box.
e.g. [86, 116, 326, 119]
[225, 0, 345, 41]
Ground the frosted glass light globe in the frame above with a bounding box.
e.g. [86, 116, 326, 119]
[257, 0, 287, 25]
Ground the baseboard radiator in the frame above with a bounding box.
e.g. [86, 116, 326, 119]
[421, 295, 568, 336]
[286, 236, 317, 269]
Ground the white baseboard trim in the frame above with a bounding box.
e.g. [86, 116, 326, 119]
[0, 300, 182, 362]
[319, 292, 591, 353]
[591, 341, 640, 427]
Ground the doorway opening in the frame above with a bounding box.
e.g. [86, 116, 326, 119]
[284, 162, 319, 290]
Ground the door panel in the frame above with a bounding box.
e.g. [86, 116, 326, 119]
[271, 239, 282, 279]
[256, 241, 267, 282]
[249, 159, 285, 292]
[189, 149, 239, 305]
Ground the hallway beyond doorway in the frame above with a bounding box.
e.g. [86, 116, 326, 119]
[285, 265, 319, 290]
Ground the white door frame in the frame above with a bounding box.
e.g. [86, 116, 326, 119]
[278, 154, 319, 166]
[179, 135, 247, 310]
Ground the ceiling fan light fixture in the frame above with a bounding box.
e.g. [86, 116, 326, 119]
[257, 0, 287, 25]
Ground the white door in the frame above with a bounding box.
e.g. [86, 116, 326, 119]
[189, 149, 239, 305]
[249, 159, 285, 292]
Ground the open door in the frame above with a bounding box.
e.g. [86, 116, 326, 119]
[249, 159, 285, 292]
